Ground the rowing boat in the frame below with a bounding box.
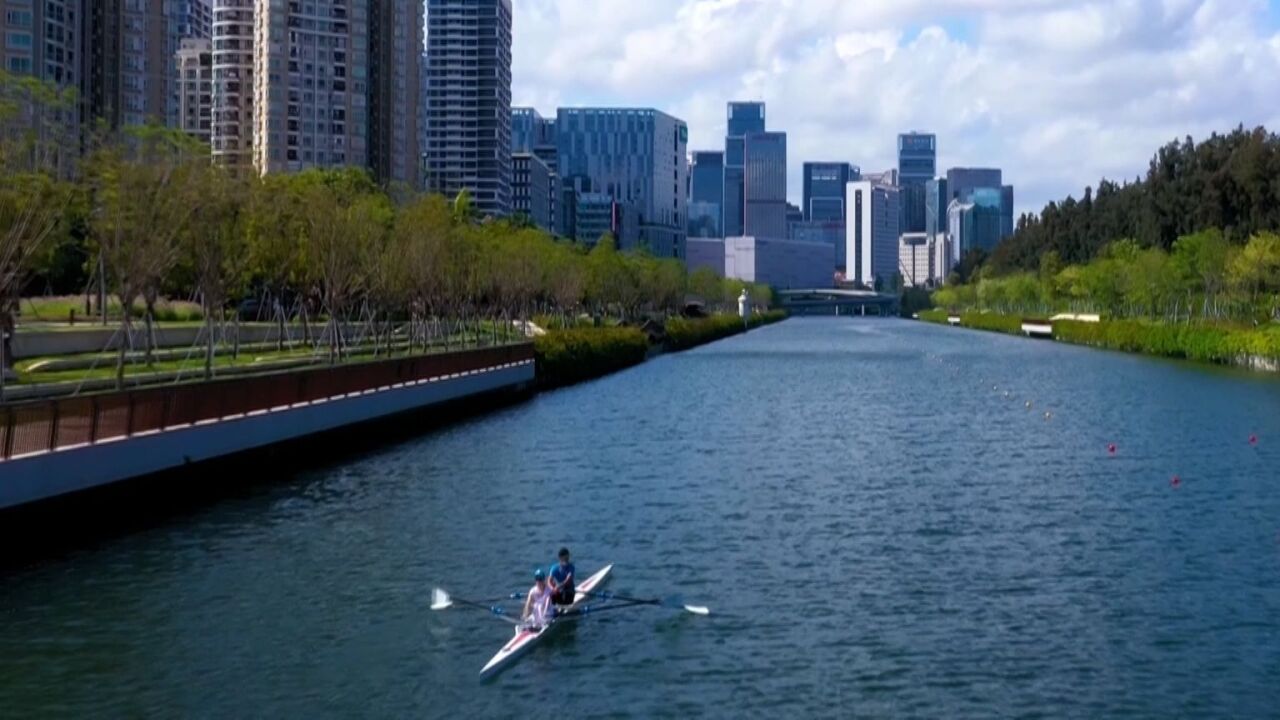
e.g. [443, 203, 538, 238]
[478, 564, 613, 679]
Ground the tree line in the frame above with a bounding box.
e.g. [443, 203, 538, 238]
[991, 126, 1280, 272]
[934, 231, 1280, 323]
[0, 72, 771, 391]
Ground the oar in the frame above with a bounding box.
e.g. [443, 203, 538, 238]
[581, 590, 710, 616]
[430, 588, 523, 625]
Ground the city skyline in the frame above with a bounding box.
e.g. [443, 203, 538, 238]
[509, 0, 1280, 219]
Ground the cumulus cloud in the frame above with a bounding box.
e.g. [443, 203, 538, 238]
[511, 0, 1280, 217]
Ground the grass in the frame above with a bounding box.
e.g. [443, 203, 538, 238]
[18, 296, 204, 324]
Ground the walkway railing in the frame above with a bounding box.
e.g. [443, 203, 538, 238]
[0, 344, 534, 461]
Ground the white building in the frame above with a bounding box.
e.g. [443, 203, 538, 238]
[724, 236, 833, 289]
[899, 233, 931, 288]
[846, 181, 901, 289]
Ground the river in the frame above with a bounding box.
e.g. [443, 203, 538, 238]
[2, 318, 1278, 717]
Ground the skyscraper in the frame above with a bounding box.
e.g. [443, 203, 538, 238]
[512, 152, 552, 232]
[723, 101, 765, 237]
[898, 132, 936, 233]
[743, 131, 787, 238]
[424, 0, 513, 217]
[802, 162, 860, 221]
[945, 168, 1002, 205]
[512, 107, 557, 172]
[253, 0, 372, 173]
[847, 180, 900, 289]
[925, 177, 949, 239]
[211, 0, 253, 167]
[555, 107, 689, 258]
[368, 0, 423, 187]
[1001, 184, 1015, 238]
[174, 38, 213, 143]
[688, 150, 724, 238]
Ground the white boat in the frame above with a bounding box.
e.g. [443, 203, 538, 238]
[478, 564, 613, 679]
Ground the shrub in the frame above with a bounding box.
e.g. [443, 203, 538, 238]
[666, 311, 786, 351]
[918, 309, 949, 325]
[960, 312, 1023, 335]
[534, 327, 648, 390]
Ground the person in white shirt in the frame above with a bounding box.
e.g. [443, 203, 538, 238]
[521, 568, 553, 628]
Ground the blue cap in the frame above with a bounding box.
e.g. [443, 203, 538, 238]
[534, 568, 546, 581]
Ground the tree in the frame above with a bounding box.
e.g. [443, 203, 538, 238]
[88, 128, 205, 388]
[185, 165, 250, 379]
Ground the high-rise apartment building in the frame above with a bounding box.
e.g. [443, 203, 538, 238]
[555, 107, 688, 258]
[424, 0, 513, 217]
[174, 38, 212, 143]
[512, 107, 556, 171]
[368, 0, 422, 187]
[847, 180, 901, 289]
[211, 0, 253, 166]
[1, 0, 83, 166]
[743, 131, 787, 239]
[898, 132, 936, 233]
[252, 0, 370, 173]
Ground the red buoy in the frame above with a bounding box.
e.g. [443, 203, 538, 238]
[1108, 444, 1118, 456]
[1250, 434, 1259, 446]
[1171, 475, 1182, 489]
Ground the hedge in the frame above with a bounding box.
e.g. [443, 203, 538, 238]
[1054, 319, 1280, 364]
[665, 310, 788, 352]
[533, 327, 649, 390]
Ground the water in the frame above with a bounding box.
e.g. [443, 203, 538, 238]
[2, 318, 1279, 717]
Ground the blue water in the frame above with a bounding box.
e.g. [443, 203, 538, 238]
[2, 318, 1279, 717]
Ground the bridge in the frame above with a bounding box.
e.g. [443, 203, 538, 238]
[777, 288, 900, 316]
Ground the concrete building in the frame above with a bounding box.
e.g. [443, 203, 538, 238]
[687, 238, 726, 278]
[899, 233, 932, 288]
[424, 0, 512, 216]
[555, 107, 688, 258]
[573, 193, 638, 248]
[722, 101, 765, 237]
[253, 0, 370, 174]
[211, 0, 253, 167]
[688, 150, 723, 238]
[743, 131, 787, 239]
[174, 38, 212, 143]
[724, 236, 834, 290]
[932, 233, 954, 284]
[898, 132, 936, 233]
[368, 0, 423, 187]
[512, 152, 553, 232]
[802, 162, 859, 221]
[847, 180, 901, 289]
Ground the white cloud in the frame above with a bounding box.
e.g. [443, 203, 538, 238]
[511, 0, 1280, 217]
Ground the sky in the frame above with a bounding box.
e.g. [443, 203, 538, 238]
[510, 0, 1280, 218]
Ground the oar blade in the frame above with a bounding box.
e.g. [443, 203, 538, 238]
[683, 604, 711, 616]
[430, 588, 454, 611]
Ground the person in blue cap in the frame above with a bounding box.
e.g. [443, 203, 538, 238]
[548, 547, 576, 607]
[521, 568, 553, 628]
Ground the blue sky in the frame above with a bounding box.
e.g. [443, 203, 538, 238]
[511, 0, 1280, 218]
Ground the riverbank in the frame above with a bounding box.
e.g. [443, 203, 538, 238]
[919, 309, 1280, 371]
[534, 312, 788, 390]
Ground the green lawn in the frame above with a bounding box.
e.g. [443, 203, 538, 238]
[18, 296, 204, 324]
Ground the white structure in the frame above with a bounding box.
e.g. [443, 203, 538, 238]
[932, 233, 954, 284]
[899, 233, 931, 288]
[846, 181, 901, 289]
[724, 236, 834, 289]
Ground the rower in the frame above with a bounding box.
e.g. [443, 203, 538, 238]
[522, 569, 553, 628]
[548, 547, 576, 608]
